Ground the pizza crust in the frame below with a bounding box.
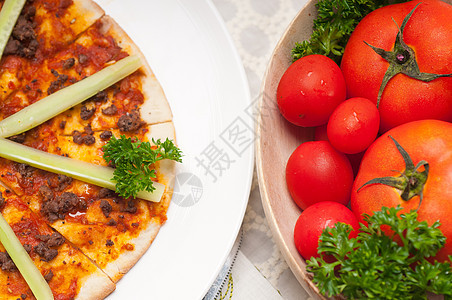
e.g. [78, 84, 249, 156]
[72, 0, 105, 22]
[147, 121, 176, 143]
[76, 271, 116, 300]
[97, 16, 173, 125]
[100, 178, 175, 283]
[102, 218, 161, 282]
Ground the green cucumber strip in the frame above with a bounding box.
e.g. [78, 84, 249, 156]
[0, 55, 143, 138]
[0, 0, 26, 61]
[0, 213, 54, 300]
[0, 138, 164, 202]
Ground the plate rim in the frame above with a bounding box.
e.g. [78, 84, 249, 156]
[94, 0, 254, 298]
[198, 0, 255, 296]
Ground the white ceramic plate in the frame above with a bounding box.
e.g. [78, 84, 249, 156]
[94, 0, 253, 299]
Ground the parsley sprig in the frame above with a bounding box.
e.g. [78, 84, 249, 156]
[307, 206, 452, 299]
[103, 135, 182, 199]
[292, 0, 407, 64]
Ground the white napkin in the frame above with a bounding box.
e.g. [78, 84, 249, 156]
[216, 250, 284, 300]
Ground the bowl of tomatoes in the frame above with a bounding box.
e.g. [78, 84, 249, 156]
[256, 0, 452, 298]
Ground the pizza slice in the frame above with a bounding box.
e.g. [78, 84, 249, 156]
[0, 158, 173, 283]
[0, 122, 176, 282]
[0, 0, 104, 103]
[0, 184, 116, 299]
[22, 0, 104, 55]
[85, 16, 173, 128]
[0, 16, 129, 121]
[0, 15, 172, 136]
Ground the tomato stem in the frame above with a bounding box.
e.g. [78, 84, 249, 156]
[357, 135, 429, 207]
[395, 51, 408, 64]
[364, 3, 452, 108]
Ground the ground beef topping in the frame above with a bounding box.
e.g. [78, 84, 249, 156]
[99, 130, 113, 141]
[41, 192, 86, 222]
[23, 244, 32, 254]
[57, 174, 74, 189]
[99, 199, 112, 218]
[84, 125, 94, 136]
[78, 53, 88, 65]
[107, 219, 117, 226]
[58, 0, 73, 9]
[89, 90, 108, 103]
[17, 163, 35, 179]
[84, 135, 95, 145]
[47, 72, 68, 95]
[117, 110, 143, 132]
[47, 233, 65, 247]
[121, 200, 137, 214]
[106, 239, 114, 247]
[8, 133, 26, 144]
[0, 252, 16, 272]
[102, 104, 118, 116]
[62, 57, 75, 69]
[46, 174, 73, 192]
[36, 232, 65, 248]
[72, 130, 95, 146]
[38, 185, 54, 202]
[44, 270, 54, 282]
[98, 188, 115, 199]
[34, 242, 58, 262]
[0, 192, 5, 208]
[80, 105, 95, 120]
[72, 130, 84, 145]
[4, 5, 38, 58]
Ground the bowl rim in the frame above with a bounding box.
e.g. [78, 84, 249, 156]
[255, 0, 327, 298]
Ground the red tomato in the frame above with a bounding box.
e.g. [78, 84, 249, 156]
[294, 201, 359, 260]
[341, 0, 452, 133]
[286, 141, 354, 210]
[351, 120, 452, 262]
[277, 54, 346, 127]
[327, 97, 380, 154]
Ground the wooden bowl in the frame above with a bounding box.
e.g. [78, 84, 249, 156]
[255, 0, 451, 299]
[255, 1, 323, 297]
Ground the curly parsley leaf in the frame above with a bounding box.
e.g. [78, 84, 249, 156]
[307, 206, 452, 299]
[103, 135, 182, 199]
[292, 0, 407, 64]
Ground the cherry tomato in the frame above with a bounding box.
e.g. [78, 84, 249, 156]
[286, 141, 354, 210]
[294, 201, 359, 260]
[277, 54, 346, 127]
[327, 97, 380, 154]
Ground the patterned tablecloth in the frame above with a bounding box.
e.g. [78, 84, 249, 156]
[210, 0, 313, 299]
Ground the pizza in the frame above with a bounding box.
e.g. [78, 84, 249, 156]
[0, 185, 116, 299]
[0, 0, 177, 299]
